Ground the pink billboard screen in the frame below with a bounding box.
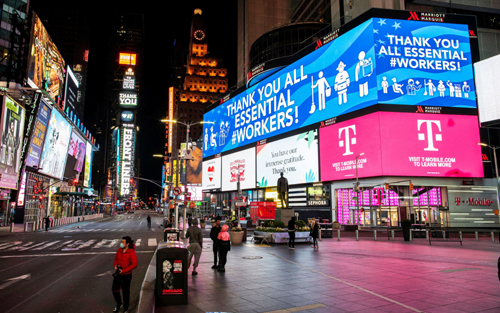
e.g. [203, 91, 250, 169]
[320, 112, 483, 180]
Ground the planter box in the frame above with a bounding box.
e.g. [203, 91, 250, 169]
[230, 231, 244, 245]
[254, 231, 311, 244]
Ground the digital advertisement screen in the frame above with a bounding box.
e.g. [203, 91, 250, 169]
[64, 66, 79, 115]
[123, 76, 135, 90]
[320, 112, 483, 180]
[119, 53, 137, 66]
[64, 131, 86, 182]
[186, 142, 203, 184]
[203, 18, 475, 158]
[474, 54, 500, 125]
[39, 109, 72, 180]
[256, 130, 319, 187]
[27, 12, 65, 100]
[221, 147, 256, 191]
[26, 101, 51, 168]
[202, 157, 221, 190]
[119, 91, 138, 108]
[84, 141, 93, 188]
[0, 97, 25, 189]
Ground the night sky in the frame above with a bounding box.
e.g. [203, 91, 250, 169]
[30, 0, 237, 199]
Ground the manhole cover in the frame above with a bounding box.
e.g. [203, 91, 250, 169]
[242, 256, 263, 259]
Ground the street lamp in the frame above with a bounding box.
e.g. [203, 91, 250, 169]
[152, 154, 162, 158]
[478, 143, 500, 209]
[355, 152, 365, 226]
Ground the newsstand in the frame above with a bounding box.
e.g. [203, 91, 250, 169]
[156, 241, 188, 305]
[164, 228, 181, 242]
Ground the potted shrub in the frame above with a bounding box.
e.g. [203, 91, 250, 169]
[401, 219, 412, 241]
[230, 227, 244, 244]
[200, 219, 206, 229]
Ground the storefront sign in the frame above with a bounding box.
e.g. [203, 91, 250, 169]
[256, 130, 318, 187]
[120, 126, 135, 196]
[0, 96, 26, 189]
[26, 101, 51, 168]
[39, 109, 72, 180]
[119, 91, 138, 108]
[203, 18, 475, 158]
[320, 112, 483, 180]
[17, 171, 26, 206]
[449, 189, 499, 227]
[221, 147, 256, 191]
[308, 200, 327, 206]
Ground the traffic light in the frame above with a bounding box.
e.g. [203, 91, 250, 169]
[128, 197, 132, 201]
[385, 183, 389, 190]
[129, 178, 134, 184]
[409, 183, 414, 190]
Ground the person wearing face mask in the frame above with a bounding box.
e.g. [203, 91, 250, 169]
[112, 236, 137, 313]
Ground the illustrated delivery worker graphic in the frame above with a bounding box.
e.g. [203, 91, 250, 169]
[334, 61, 350, 105]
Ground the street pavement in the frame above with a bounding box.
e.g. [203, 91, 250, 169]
[156, 232, 500, 313]
[0, 210, 163, 313]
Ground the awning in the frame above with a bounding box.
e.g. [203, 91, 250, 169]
[55, 188, 98, 198]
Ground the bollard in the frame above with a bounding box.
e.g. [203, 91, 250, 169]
[10, 222, 14, 232]
[426, 230, 429, 241]
[475, 231, 478, 241]
[459, 231, 463, 243]
[492, 232, 495, 242]
[410, 229, 412, 241]
[337, 229, 340, 241]
[391, 229, 395, 241]
[442, 230, 446, 239]
[374, 230, 377, 241]
[355, 229, 359, 241]
[24, 222, 28, 232]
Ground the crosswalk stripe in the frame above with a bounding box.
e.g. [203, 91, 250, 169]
[93, 239, 119, 249]
[33, 241, 61, 250]
[0, 241, 22, 250]
[151, 228, 155, 231]
[148, 238, 157, 246]
[22, 241, 50, 251]
[136, 239, 141, 246]
[50, 240, 74, 249]
[9, 242, 34, 251]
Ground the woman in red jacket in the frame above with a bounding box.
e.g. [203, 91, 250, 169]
[113, 236, 137, 313]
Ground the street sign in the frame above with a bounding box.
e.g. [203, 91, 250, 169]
[235, 202, 246, 207]
[173, 187, 181, 196]
[167, 175, 172, 182]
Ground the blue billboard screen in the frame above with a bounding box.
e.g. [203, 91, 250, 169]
[203, 18, 475, 158]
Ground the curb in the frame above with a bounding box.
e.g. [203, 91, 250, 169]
[137, 246, 157, 313]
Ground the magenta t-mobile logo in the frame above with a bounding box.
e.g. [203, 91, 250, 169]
[417, 120, 442, 151]
[339, 125, 356, 156]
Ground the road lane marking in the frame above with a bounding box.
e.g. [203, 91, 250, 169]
[93, 239, 119, 249]
[33, 241, 60, 250]
[0, 241, 22, 250]
[148, 238, 157, 246]
[50, 240, 74, 250]
[136, 239, 141, 246]
[0, 274, 31, 290]
[0, 257, 41, 273]
[8, 242, 34, 251]
[0, 251, 156, 258]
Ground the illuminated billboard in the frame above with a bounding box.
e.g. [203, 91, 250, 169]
[39, 109, 72, 180]
[474, 54, 500, 125]
[0, 96, 26, 189]
[120, 125, 136, 196]
[120, 111, 135, 123]
[26, 101, 51, 168]
[27, 12, 65, 100]
[64, 131, 86, 182]
[202, 157, 221, 190]
[64, 66, 79, 116]
[256, 130, 319, 187]
[119, 91, 138, 108]
[319, 112, 483, 180]
[186, 143, 203, 184]
[123, 76, 135, 90]
[84, 141, 93, 188]
[203, 18, 475, 158]
[221, 147, 256, 191]
[119, 53, 137, 65]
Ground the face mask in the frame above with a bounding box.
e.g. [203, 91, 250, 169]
[120, 243, 125, 248]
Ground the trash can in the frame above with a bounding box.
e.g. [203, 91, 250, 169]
[164, 228, 181, 242]
[156, 241, 188, 305]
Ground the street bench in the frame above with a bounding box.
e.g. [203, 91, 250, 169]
[251, 235, 269, 244]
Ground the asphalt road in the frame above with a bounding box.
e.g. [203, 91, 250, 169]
[0, 210, 164, 313]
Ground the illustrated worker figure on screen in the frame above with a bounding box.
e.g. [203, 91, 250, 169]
[462, 81, 470, 98]
[406, 79, 422, 96]
[381, 77, 389, 94]
[447, 80, 455, 97]
[438, 80, 446, 97]
[334, 61, 350, 105]
[355, 51, 372, 98]
[210, 126, 217, 148]
[310, 71, 331, 113]
[424, 79, 436, 96]
[391, 78, 404, 95]
[219, 121, 230, 146]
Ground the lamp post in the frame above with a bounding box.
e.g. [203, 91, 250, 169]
[355, 152, 365, 226]
[162, 119, 214, 236]
[478, 143, 500, 210]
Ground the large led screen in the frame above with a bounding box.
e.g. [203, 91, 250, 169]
[26, 101, 51, 168]
[320, 112, 483, 180]
[64, 131, 86, 182]
[202, 157, 221, 190]
[474, 54, 500, 125]
[0, 97, 25, 189]
[256, 130, 319, 187]
[186, 142, 203, 184]
[221, 147, 256, 192]
[39, 109, 72, 180]
[64, 66, 79, 117]
[203, 18, 474, 158]
[84, 142, 93, 188]
[27, 12, 65, 100]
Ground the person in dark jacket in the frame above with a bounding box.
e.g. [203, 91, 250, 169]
[146, 215, 151, 229]
[186, 218, 203, 276]
[288, 216, 296, 249]
[113, 236, 138, 313]
[310, 218, 320, 249]
[217, 224, 231, 272]
[188, 215, 192, 227]
[44, 216, 50, 231]
[210, 216, 222, 269]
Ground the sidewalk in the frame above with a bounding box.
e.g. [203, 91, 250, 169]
[148, 235, 500, 313]
[0, 214, 107, 235]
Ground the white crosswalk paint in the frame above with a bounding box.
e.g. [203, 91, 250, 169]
[135, 239, 141, 246]
[20, 241, 49, 251]
[49, 240, 74, 250]
[0, 241, 22, 250]
[93, 239, 119, 249]
[148, 238, 157, 246]
[33, 241, 60, 250]
[151, 228, 155, 231]
[8, 242, 34, 251]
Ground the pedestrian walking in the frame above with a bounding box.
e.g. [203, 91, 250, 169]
[112, 236, 137, 313]
[217, 224, 231, 272]
[186, 218, 203, 276]
[310, 218, 320, 249]
[146, 215, 151, 229]
[188, 215, 192, 227]
[288, 216, 296, 249]
[210, 216, 222, 269]
[44, 216, 50, 231]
